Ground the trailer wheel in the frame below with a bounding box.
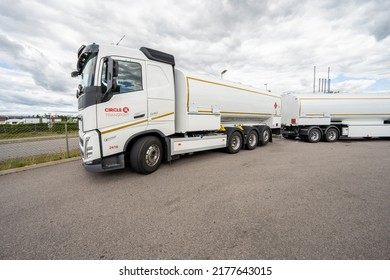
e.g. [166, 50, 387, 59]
[226, 131, 242, 154]
[245, 130, 258, 150]
[259, 127, 271, 146]
[308, 128, 321, 143]
[130, 136, 162, 174]
[325, 127, 339, 142]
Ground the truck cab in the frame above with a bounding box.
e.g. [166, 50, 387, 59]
[73, 43, 175, 172]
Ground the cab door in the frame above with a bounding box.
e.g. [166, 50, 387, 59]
[96, 57, 147, 156]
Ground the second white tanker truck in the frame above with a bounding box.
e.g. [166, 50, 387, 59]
[281, 93, 390, 142]
[72, 43, 281, 174]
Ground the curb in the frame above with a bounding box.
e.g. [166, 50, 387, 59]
[0, 157, 80, 176]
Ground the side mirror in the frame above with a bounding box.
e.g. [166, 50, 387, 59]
[76, 84, 83, 98]
[101, 57, 117, 101]
[71, 71, 79, 77]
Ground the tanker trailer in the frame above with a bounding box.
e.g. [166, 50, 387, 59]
[72, 43, 281, 174]
[281, 92, 390, 143]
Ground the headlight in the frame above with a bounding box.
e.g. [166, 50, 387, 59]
[81, 131, 101, 161]
[86, 146, 93, 158]
[84, 136, 92, 158]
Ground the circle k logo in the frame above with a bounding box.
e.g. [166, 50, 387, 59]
[104, 107, 130, 114]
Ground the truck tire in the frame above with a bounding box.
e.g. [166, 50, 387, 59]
[245, 130, 258, 150]
[307, 128, 321, 143]
[325, 127, 339, 142]
[226, 131, 242, 154]
[130, 136, 162, 174]
[259, 127, 271, 146]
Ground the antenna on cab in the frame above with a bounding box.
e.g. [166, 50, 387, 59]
[116, 35, 125, 46]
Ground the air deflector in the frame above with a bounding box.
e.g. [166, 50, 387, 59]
[140, 47, 175, 66]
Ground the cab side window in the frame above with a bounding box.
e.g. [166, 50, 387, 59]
[115, 61, 142, 93]
[101, 60, 143, 94]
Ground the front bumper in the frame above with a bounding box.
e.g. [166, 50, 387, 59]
[83, 154, 125, 172]
[79, 129, 125, 172]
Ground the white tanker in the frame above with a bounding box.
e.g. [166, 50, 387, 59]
[72, 43, 281, 174]
[174, 69, 281, 133]
[281, 93, 390, 142]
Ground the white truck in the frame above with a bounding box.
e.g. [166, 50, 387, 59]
[281, 93, 390, 143]
[72, 43, 281, 174]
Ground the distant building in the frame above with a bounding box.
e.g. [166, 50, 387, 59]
[16, 118, 41, 124]
[0, 116, 66, 125]
[4, 118, 23, 124]
[1, 117, 51, 125]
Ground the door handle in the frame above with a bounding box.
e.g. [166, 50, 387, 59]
[134, 113, 145, 119]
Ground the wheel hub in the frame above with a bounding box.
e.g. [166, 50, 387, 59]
[231, 135, 241, 150]
[310, 130, 320, 141]
[328, 131, 336, 140]
[248, 134, 257, 146]
[145, 144, 160, 167]
[263, 130, 269, 142]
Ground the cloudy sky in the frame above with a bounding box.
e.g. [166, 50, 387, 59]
[1, 0, 389, 116]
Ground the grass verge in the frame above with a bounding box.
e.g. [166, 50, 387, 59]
[0, 150, 80, 171]
[0, 131, 62, 139]
[0, 132, 78, 141]
[0, 134, 78, 145]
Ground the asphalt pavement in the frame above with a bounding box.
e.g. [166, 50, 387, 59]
[0, 138, 389, 259]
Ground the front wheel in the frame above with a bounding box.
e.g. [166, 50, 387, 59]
[130, 136, 163, 174]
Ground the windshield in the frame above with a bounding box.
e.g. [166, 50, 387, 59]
[81, 54, 97, 87]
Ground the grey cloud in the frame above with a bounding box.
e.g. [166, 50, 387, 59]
[0, 1, 49, 39]
[0, 34, 70, 92]
[366, 7, 390, 41]
[0, 33, 24, 56]
[370, 20, 390, 41]
[317, 0, 390, 41]
[0, 92, 72, 107]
